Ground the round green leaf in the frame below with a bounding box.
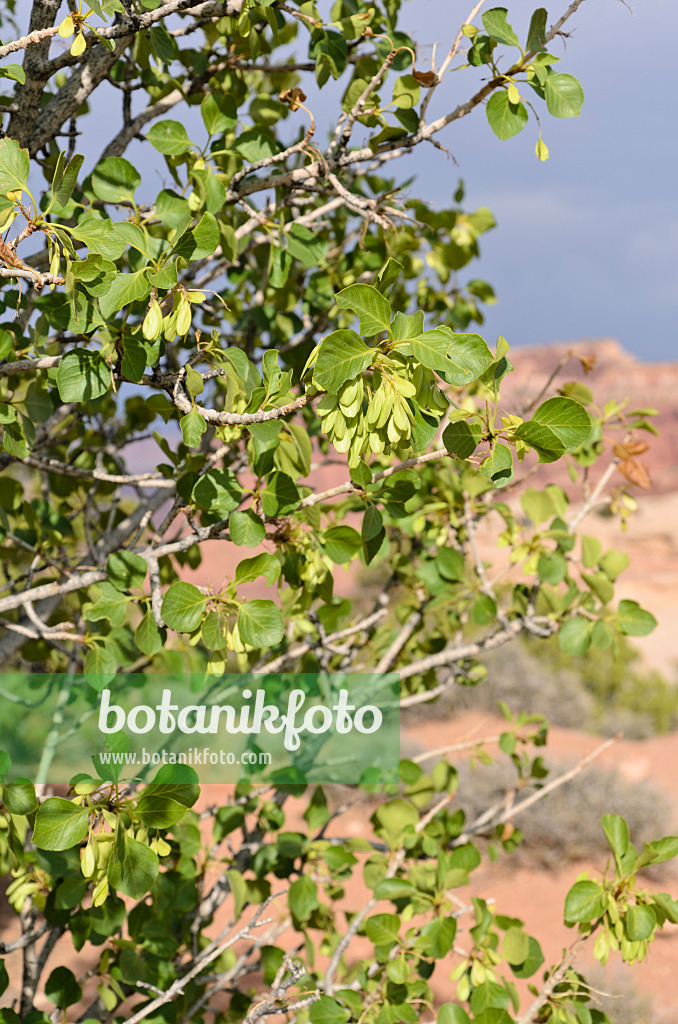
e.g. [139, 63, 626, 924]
[545, 73, 584, 118]
[486, 90, 528, 140]
[57, 349, 111, 402]
[45, 967, 83, 1010]
[32, 797, 89, 851]
[192, 469, 243, 515]
[237, 599, 284, 647]
[161, 581, 207, 632]
[108, 829, 159, 899]
[323, 525, 362, 564]
[146, 119, 193, 155]
[558, 616, 592, 656]
[438, 1004, 470, 1024]
[625, 904, 656, 941]
[229, 509, 266, 547]
[107, 550, 147, 592]
[91, 157, 141, 203]
[2, 780, 38, 815]
[134, 611, 164, 656]
[616, 599, 657, 637]
[563, 879, 605, 925]
[84, 644, 118, 688]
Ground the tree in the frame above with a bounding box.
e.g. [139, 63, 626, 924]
[0, 2, 675, 1023]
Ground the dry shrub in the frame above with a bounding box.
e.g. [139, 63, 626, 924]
[453, 755, 674, 874]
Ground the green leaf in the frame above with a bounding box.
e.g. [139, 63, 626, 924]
[310, 996, 350, 1024]
[486, 90, 528, 140]
[646, 836, 678, 863]
[514, 397, 591, 463]
[314, 330, 373, 393]
[442, 419, 481, 459]
[136, 769, 199, 828]
[201, 92, 237, 135]
[226, 867, 247, 917]
[599, 548, 630, 581]
[373, 798, 418, 845]
[202, 610, 228, 651]
[502, 927, 530, 965]
[558, 616, 592, 656]
[510, 935, 544, 979]
[438, 1005, 470, 1024]
[286, 224, 329, 268]
[134, 611, 164, 656]
[237, 600, 284, 647]
[482, 8, 520, 47]
[563, 880, 605, 925]
[229, 510, 266, 547]
[591, 619, 613, 651]
[545, 73, 584, 118]
[85, 581, 130, 627]
[235, 553, 280, 585]
[173, 212, 220, 260]
[336, 283, 391, 335]
[289, 874, 319, 922]
[616, 599, 657, 636]
[261, 472, 300, 516]
[180, 409, 207, 448]
[161, 582, 207, 632]
[146, 120, 193, 155]
[625, 905, 656, 941]
[521, 487, 555, 523]
[323, 525, 362, 564]
[391, 310, 425, 343]
[1, 780, 38, 815]
[480, 443, 513, 487]
[436, 547, 465, 581]
[581, 535, 602, 568]
[0, 64, 25, 84]
[526, 8, 548, 52]
[83, 644, 118, 687]
[192, 469, 243, 516]
[33, 797, 89, 851]
[652, 892, 678, 924]
[0, 137, 29, 197]
[392, 74, 420, 109]
[537, 551, 567, 585]
[419, 916, 456, 958]
[70, 216, 128, 260]
[91, 157, 141, 203]
[45, 967, 83, 1010]
[376, 257, 403, 294]
[412, 330, 494, 384]
[232, 130, 281, 162]
[600, 813, 629, 872]
[55, 153, 84, 207]
[57, 349, 111, 402]
[0, 959, 8, 997]
[365, 912, 401, 946]
[107, 551, 147, 591]
[99, 269, 151, 320]
[108, 827, 159, 899]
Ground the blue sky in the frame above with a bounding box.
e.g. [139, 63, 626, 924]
[393, 0, 678, 360]
[22, 0, 678, 361]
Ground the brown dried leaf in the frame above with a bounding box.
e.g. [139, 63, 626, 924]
[618, 458, 651, 490]
[577, 354, 597, 374]
[412, 69, 437, 87]
[279, 87, 307, 111]
[613, 441, 649, 459]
